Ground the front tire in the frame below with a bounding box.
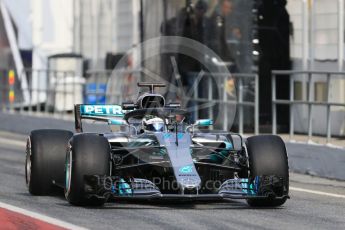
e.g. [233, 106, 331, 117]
[246, 135, 289, 207]
[26, 129, 73, 195]
[65, 134, 110, 206]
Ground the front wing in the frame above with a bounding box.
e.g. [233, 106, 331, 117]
[84, 175, 289, 201]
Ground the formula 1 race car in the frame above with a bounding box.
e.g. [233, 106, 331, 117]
[25, 82, 289, 207]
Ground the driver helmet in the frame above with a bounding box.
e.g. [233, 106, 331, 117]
[143, 117, 165, 132]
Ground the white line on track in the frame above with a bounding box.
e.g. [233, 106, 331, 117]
[0, 137, 26, 148]
[0, 201, 88, 230]
[290, 187, 345, 199]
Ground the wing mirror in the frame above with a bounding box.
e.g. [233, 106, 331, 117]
[108, 119, 137, 135]
[108, 119, 127, 126]
[186, 119, 213, 133]
[194, 119, 213, 127]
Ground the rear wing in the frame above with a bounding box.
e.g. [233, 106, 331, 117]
[74, 104, 125, 132]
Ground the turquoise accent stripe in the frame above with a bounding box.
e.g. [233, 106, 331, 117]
[224, 141, 233, 150]
[108, 119, 127, 125]
[118, 179, 132, 196]
[209, 141, 233, 163]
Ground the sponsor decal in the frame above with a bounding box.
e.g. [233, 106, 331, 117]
[163, 133, 185, 141]
[163, 133, 172, 139]
[179, 165, 193, 174]
[80, 105, 124, 117]
[177, 133, 184, 139]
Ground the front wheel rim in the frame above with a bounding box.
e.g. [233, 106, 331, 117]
[25, 137, 31, 187]
[65, 148, 72, 197]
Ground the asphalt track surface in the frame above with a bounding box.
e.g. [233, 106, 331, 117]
[0, 133, 345, 230]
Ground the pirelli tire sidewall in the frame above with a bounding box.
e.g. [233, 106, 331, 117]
[65, 134, 111, 206]
[246, 135, 289, 207]
[26, 129, 73, 195]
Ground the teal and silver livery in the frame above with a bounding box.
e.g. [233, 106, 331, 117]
[26, 82, 289, 208]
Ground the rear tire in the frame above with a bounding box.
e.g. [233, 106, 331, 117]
[246, 135, 289, 207]
[26, 129, 73, 195]
[64, 134, 110, 206]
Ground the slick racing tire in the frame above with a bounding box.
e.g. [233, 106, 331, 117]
[26, 129, 73, 195]
[65, 134, 110, 206]
[246, 135, 289, 207]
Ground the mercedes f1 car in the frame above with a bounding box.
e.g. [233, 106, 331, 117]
[25, 82, 289, 207]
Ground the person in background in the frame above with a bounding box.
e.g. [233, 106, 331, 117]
[176, 0, 209, 122]
[209, 0, 241, 72]
[161, 1, 210, 122]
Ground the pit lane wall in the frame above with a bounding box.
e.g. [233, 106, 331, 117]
[0, 111, 344, 181]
